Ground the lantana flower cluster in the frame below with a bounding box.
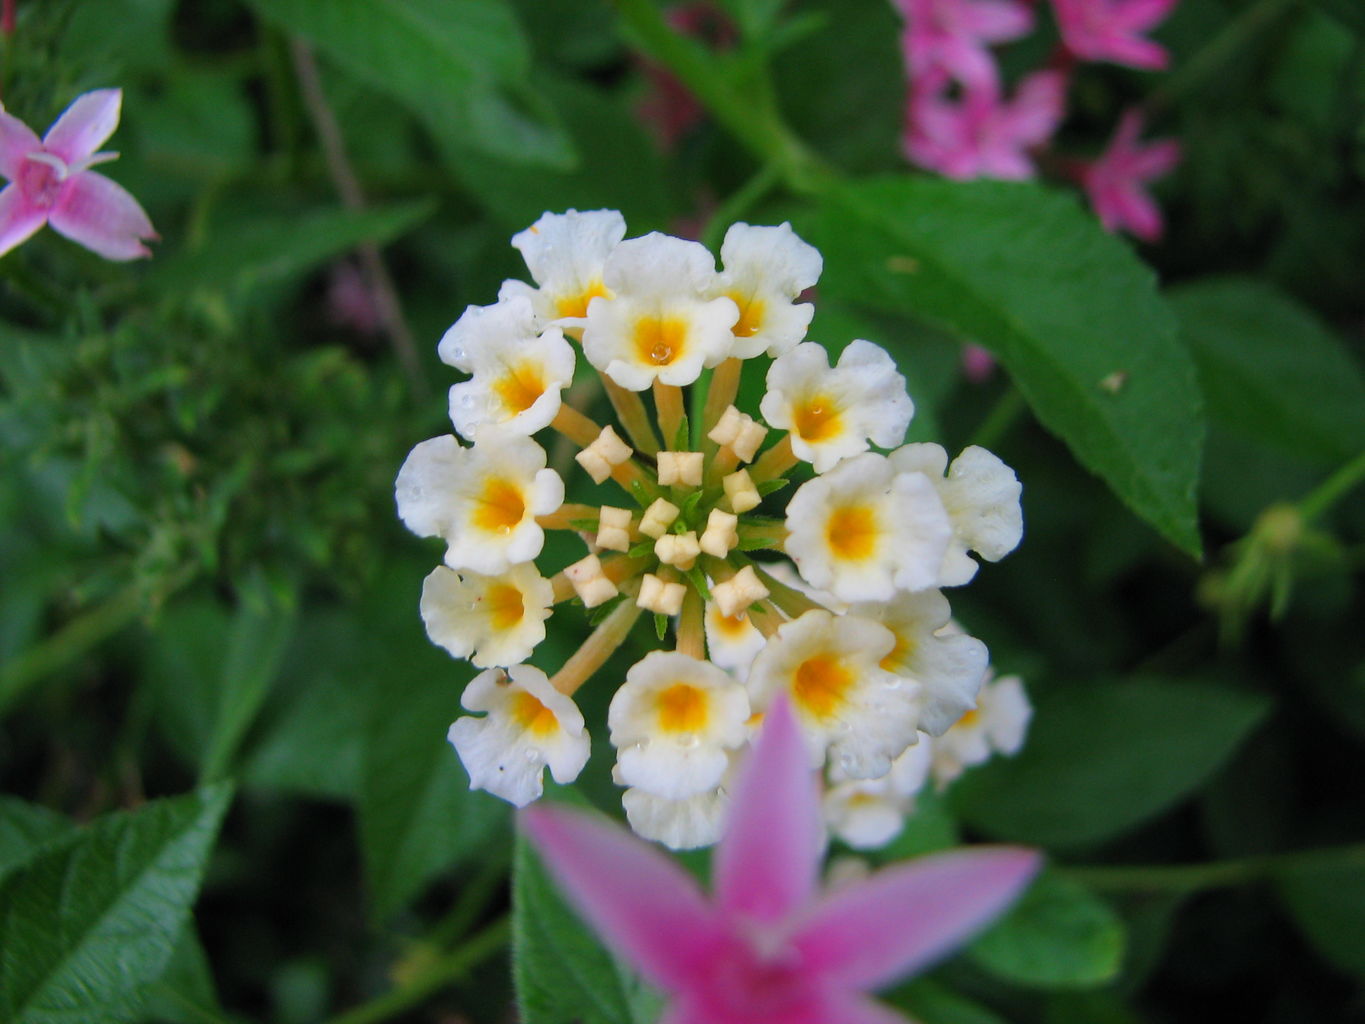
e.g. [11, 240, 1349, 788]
[396, 209, 1028, 849]
[894, 0, 1182, 241]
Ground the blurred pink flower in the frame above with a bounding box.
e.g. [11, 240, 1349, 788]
[522, 697, 1039, 1024]
[1081, 109, 1180, 241]
[634, 3, 735, 150]
[1052, 0, 1178, 70]
[903, 69, 1067, 180]
[0, 88, 156, 261]
[894, 0, 1035, 89]
[962, 343, 997, 382]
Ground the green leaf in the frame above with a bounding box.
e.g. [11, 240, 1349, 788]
[200, 599, 296, 783]
[969, 871, 1125, 988]
[1315, 0, 1365, 34]
[1170, 276, 1365, 465]
[806, 177, 1204, 556]
[148, 201, 435, 298]
[952, 680, 1271, 847]
[245, 0, 572, 167]
[140, 922, 224, 1024]
[889, 978, 1010, 1024]
[513, 816, 652, 1024]
[0, 784, 232, 1024]
[1276, 848, 1365, 980]
[0, 800, 74, 880]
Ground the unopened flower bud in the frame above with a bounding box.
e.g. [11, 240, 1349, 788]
[712, 565, 769, 617]
[657, 451, 704, 487]
[565, 554, 618, 608]
[596, 505, 634, 552]
[637, 573, 686, 615]
[639, 497, 681, 538]
[699, 509, 738, 558]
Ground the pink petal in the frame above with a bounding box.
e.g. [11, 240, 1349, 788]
[713, 695, 824, 926]
[0, 109, 42, 181]
[1128, 138, 1181, 179]
[1099, 33, 1169, 69]
[520, 803, 725, 991]
[962, 0, 1034, 43]
[1114, 0, 1178, 31]
[0, 182, 48, 257]
[49, 170, 155, 261]
[42, 89, 122, 165]
[791, 846, 1041, 990]
[1004, 71, 1066, 146]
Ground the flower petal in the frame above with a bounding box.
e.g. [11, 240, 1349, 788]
[791, 846, 1040, 989]
[49, 170, 155, 261]
[713, 694, 824, 925]
[520, 803, 725, 990]
[832, 996, 917, 1024]
[0, 182, 49, 258]
[42, 89, 122, 164]
[0, 109, 42, 181]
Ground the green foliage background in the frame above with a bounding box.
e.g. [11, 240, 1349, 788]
[1, 0, 1363, 1022]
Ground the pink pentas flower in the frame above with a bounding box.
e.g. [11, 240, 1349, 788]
[522, 697, 1040, 1024]
[1081, 109, 1180, 241]
[0, 88, 156, 261]
[1052, 0, 1179, 70]
[903, 69, 1067, 180]
[894, 0, 1035, 90]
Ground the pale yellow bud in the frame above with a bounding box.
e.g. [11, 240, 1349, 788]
[639, 497, 681, 538]
[637, 573, 686, 615]
[699, 508, 739, 558]
[564, 553, 618, 608]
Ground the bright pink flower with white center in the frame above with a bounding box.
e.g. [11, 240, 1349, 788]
[894, 0, 1035, 90]
[1052, 0, 1179, 70]
[1081, 109, 1181, 241]
[904, 69, 1066, 180]
[0, 89, 156, 261]
[522, 697, 1039, 1024]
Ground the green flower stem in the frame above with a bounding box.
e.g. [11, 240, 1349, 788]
[968, 386, 1026, 451]
[325, 916, 511, 1024]
[1298, 449, 1365, 523]
[1061, 841, 1365, 894]
[1146, 0, 1301, 115]
[0, 566, 195, 716]
[611, 0, 832, 193]
[426, 849, 511, 950]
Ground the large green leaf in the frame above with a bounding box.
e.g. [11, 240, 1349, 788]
[969, 871, 1125, 988]
[1171, 276, 1365, 465]
[148, 201, 435, 299]
[0, 784, 232, 1024]
[244, 0, 572, 167]
[0, 799, 74, 880]
[806, 177, 1204, 556]
[513, 817, 656, 1024]
[952, 680, 1271, 847]
[1276, 848, 1365, 980]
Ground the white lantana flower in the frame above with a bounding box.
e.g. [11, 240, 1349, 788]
[824, 741, 932, 849]
[395, 434, 563, 575]
[498, 208, 625, 323]
[713, 221, 822, 359]
[608, 651, 750, 800]
[447, 665, 590, 807]
[746, 609, 915, 779]
[785, 453, 953, 602]
[702, 600, 767, 676]
[889, 443, 1023, 586]
[421, 563, 555, 668]
[760, 340, 914, 472]
[581, 233, 739, 391]
[439, 297, 575, 439]
[851, 589, 989, 736]
[931, 673, 1033, 788]
[619, 770, 734, 850]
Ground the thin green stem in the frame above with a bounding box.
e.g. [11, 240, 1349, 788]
[325, 916, 511, 1024]
[1060, 841, 1365, 894]
[1298, 449, 1365, 523]
[968, 386, 1026, 451]
[1146, 0, 1301, 115]
[426, 850, 511, 950]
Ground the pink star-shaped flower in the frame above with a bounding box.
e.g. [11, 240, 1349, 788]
[1052, 0, 1179, 70]
[522, 697, 1039, 1024]
[903, 69, 1067, 180]
[1081, 109, 1181, 241]
[894, 0, 1035, 90]
[0, 88, 156, 261]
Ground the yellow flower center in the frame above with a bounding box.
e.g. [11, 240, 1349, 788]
[632, 315, 688, 366]
[879, 628, 914, 672]
[728, 290, 766, 338]
[792, 394, 841, 442]
[554, 280, 609, 320]
[793, 653, 853, 720]
[656, 683, 710, 734]
[826, 504, 879, 562]
[485, 583, 525, 631]
[713, 610, 753, 639]
[511, 690, 560, 737]
[493, 360, 547, 416]
[472, 477, 526, 535]
[954, 707, 981, 729]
